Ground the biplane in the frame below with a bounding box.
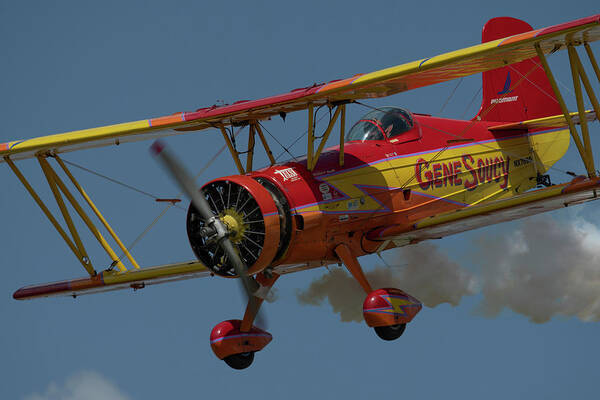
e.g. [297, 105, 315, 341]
[3, 15, 600, 370]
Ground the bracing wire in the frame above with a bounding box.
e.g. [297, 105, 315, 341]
[60, 158, 185, 210]
[352, 58, 581, 220]
[111, 129, 240, 266]
[438, 77, 463, 115]
[356, 57, 577, 181]
[259, 122, 299, 162]
[273, 110, 330, 161]
[460, 86, 482, 119]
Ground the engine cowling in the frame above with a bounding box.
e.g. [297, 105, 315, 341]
[186, 175, 289, 277]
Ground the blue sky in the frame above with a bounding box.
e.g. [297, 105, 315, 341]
[2, 1, 600, 399]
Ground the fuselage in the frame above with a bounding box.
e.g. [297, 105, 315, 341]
[244, 111, 569, 268]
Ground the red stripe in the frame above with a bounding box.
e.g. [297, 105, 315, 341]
[536, 14, 600, 37]
[184, 85, 324, 122]
[13, 276, 105, 299]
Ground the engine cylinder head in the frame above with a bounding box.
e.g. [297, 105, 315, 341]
[186, 176, 284, 277]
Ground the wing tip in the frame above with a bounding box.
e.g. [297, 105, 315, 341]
[13, 281, 72, 300]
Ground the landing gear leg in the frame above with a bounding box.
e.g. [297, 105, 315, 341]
[240, 271, 279, 332]
[210, 272, 279, 370]
[334, 243, 422, 340]
[334, 243, 373, 294]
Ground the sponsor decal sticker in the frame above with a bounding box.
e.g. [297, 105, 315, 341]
[319, 183, 332, 200]
[490, 95, 518, 104]
[347, 199, 360, 210]
[415, 154, 510, 192]
[274, 167, 300, 182]
[497, 72, 513, 95]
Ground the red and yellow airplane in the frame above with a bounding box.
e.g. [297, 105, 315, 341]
[3, 15, 600, 369]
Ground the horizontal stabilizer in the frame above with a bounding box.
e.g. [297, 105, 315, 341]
[488, 110, 597, 131]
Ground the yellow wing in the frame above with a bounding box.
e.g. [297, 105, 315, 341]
[368, 176, 600, 245]
[13, 261, 210, 300]
[12, 259, 329, 300]
[2, 14, 599, 162]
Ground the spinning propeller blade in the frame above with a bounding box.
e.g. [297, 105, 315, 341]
[150, 140, 261, 304]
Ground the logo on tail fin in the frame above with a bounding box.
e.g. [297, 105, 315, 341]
[497, 72, 512, 95]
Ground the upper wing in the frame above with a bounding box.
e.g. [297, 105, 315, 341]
[367, 176, 600, 246]
[2, 15, 599, 162]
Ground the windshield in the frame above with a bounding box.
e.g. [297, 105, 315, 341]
[345, 107, 413, 142]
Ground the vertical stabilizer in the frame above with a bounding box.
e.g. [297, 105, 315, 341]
[474, 17, 562, 122]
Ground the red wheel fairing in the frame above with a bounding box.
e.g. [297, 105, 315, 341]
[210, 319, 272, 360]
[363, 288, 422, 327]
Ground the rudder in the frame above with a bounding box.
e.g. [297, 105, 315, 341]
[474, 17, 562, 122]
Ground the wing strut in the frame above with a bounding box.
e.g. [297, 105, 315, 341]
[5, 154, 141, 275]
[585, 43, 600, 83]
[54, 155, 140, 270]
[219, 120, 277, 174]
[4, 156, 96, 276]
[307, 102, 348, 171]
[38, 157, 95, 275]
[535, 43, 600, 177]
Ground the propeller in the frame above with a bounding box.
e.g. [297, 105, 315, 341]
[150, 140, 264, 323]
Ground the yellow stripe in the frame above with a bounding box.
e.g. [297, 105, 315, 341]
[415, 184, 565, 229]
[101, 261, 208, 285]
[488, 110, 596, 131]
[3, 120, 150, 155]
[352, 40, 503, 87]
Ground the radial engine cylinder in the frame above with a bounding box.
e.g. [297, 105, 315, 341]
[186, 175, 290, 277]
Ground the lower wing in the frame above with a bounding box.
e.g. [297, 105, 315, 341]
[12, 260, 330, 300]
[368, 176, 600, 245]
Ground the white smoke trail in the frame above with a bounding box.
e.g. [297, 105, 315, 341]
[296, 242, 478, 322]
[296, 213, 600, 324]
[475, 215, 600, 323]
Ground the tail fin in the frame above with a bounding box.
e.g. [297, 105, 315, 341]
[474, 17, 562, 122]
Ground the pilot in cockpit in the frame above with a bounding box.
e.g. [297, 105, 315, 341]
[346, 107, 414, 142]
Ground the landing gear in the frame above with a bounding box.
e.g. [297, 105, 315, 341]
[374, 323, 406, 341]
[210, 272, 279, 370]
[333, 244, 422, 342]
[363, 288, 421, 340]
[224, 352, 255, 370]
[210, 319, 271, 370]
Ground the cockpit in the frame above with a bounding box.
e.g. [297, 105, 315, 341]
[345, 107, 414, 142]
